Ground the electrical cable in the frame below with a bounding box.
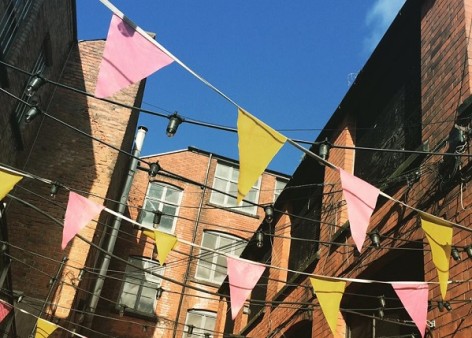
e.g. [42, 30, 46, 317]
[3, 59, 472, 159]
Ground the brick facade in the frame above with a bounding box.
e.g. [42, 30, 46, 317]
[220, 0, 472, 337]
[1, 1, 147, 336]
[92, 148, 289, 338]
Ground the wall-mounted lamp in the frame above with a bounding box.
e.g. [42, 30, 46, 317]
[148, 162, 161, 177]
[24, 105, 41, 123]
[166, 112, 183, 137]
[427, 300, 433, 312]
[243, 304, 251, 315]
[437, 300, 444, 312]
[119, 305, 126, 317]
[187, 325, 194, 334]
[318, 139, 330, 161]
[156, 286, 164, 299]
[369, 230, 381, 249]
[256, 231, 264, 248]
[378, 308, 384, 319]
[153, 211, 163, 228]
[264, 205, 274, 223]
[77, 269, 85, 282]
[465, 245, 472, 259]
[451, 246, 461, 261]
[47, 277, 56, 288]
[306, 306, 313, 317]
[444, 301, 452, 311]
[26, 75, 45, 97]
[379, 295, 386, 308]
[50, 182, 59, 198]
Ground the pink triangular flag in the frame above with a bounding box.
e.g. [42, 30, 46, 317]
[339, 168, 380, 252]
[62, 192, 104, 249]
[227, 256, 265, 320]
[392, 283, 429, 338]
[0, 300, 12, 323]
[95, 14, 174, 98]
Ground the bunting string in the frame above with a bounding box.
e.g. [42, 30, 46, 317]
[1, 166, 471, 287]
[98, 0, 240, 107]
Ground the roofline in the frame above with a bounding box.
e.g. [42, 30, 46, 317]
[140, 146, 291, 179]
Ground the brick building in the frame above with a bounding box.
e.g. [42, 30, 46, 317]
[0, 0, 147, 336]
[216, 0, 472, 337]
[89, 147, 289, 337]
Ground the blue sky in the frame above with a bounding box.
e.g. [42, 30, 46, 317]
[76, 0, 406, 175]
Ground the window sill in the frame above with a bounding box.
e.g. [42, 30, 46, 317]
[189, 276, 223, 289]
[113, 305, 159, 322]
[206, 202, 260, 219]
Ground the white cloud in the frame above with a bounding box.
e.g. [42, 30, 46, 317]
[364, 0, 406, 53]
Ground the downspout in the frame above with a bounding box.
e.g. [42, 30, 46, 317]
[172, 153, 212, 338]
[83, 126, 147, 327]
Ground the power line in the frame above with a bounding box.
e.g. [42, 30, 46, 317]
[3, 59, 472, 159]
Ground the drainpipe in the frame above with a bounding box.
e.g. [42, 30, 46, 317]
[84, 126, 147, 327]
[172, 154, 212, 338]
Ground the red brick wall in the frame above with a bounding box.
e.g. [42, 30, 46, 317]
[6, 38, 143, 337]
[97, 149, 285, 337]
[228, 1, 472, 337]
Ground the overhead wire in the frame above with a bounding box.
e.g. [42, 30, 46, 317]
[6, 163, 450, 275]
[2, 27, 472, 333]
[2, 59, 472, 159]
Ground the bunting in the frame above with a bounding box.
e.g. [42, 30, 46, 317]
[0, 170, 22, 200]
[62, 192, 104, 250]
[310, 277, 346, 336]
[419, 212, 453, 300]
[95, 14, 174, 98]
[391, 283, 429, 338]
[143, 229, 177, 265]
[35, 318, 58, 338]
[339, 169, 380, 252]
[227, 256, 265, 319]
[237, 108, 287, 203]
[0, 300, 12, 323]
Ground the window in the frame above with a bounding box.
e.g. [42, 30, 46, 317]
[274, 178, 287, 201]
[183, 310, 216, 338]
[0, 0, 34, 57]
[139, 182, 182, 233]
[195, 231, 247, 285]
[210, 162, 260, 215]
[118, 257, 163, 316]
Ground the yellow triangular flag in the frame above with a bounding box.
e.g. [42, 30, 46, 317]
[154, 230, 177, 265]
[35, 318, 58, 338]
[310, 277, 346, 336]
[419, 212, 453, 300]
[237, 108, 287, 203]
[142, 229, 154, 239]
[0, 171, 22, 200]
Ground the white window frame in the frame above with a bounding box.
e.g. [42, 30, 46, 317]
[118, 257, 164, 316]
[139, 182, 182, 234]
[273, 178, 287, 202]
[195, 231, 247, 285]
[210, 162, 260, 215]
[183, 310, 216, 338]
